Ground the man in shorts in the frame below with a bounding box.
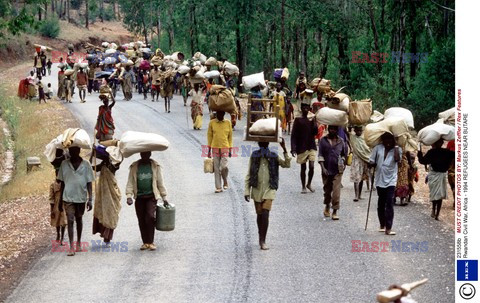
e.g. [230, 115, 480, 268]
[291, 102, 318, 193]
[58, 146, 94, 256]
[244, 139, 291, 250]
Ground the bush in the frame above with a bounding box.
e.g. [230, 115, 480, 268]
[38, 17, 60, 38]
[103, 6, 116, 21]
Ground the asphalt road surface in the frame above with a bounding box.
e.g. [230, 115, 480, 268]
[7, 64, 454, 303]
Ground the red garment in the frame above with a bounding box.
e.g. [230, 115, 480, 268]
[447, 140, 454, 151]
[17, 79, 29, 99]
[95, 106, 115, 138]
[315, 124, 325, 140]
[77, 72, 88, 86]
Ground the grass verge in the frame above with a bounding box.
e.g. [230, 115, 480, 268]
[0, 85, 79, 201]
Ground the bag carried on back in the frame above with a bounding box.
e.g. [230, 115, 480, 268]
[208, 85, 237, 114]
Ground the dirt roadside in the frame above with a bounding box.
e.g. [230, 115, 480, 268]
[0, 21, 134, 302]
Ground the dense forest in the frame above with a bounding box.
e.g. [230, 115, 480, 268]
[0, 0, 454, 128]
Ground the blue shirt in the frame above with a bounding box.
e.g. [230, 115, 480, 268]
[369, 144, 402, 188]
[318, 136, 347, 176]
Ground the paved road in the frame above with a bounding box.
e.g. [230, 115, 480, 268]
[7, 64, 454, 302]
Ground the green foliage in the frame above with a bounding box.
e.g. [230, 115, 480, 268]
[88, 0, 99, 23]
[408, 38, 455, 128]
[103, 6, 116, 21]
[71, 0, 82, 10]
[38, 17, 60, 38]
[0, 88, 20, 140]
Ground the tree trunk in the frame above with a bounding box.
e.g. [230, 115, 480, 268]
[235, 15, 243, 71]
[85, 0, 89, 28]
[38, 6, 42, 21]
[66, 0, 70, 23]
[100, 0, 104, 22]
[45, 3, 48, 19]
[142, 20, 149, 46]
[302, 27, 308, 75]
[321, 40, 329, 78]
[409, 2, 417, 79]
[189, 4, 195, 56]
[443, 0, 449, 37]
[51, 0, 55, 15]
[59, 0, 63, 19]
[157, 14, 161, 50]
[367, 0, 382, 82]
[280, 0, 286, 67]
[337, 33, 350, 86]
[294, 25, 299, 71]
[398, 1, 407, 98]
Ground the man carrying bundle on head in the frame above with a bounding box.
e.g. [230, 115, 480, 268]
[418, 139, 454, 220]
[207, 111, 233, 193]
[291, 101, 318, 194]
[350, 126, 371, 202]
[368, 132, 401, 235]
[95, 86, 116, 141]
[245, 138, 291, 250]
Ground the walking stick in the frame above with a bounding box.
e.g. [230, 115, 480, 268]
[365, 167, 375, 231]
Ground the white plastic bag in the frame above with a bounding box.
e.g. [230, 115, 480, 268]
[204, 70, 220, 79]
[44, 134, 63, 162]
[178, 65, 190, 75]
[384, 107, 414, 129]
[315, 107, 348, 126]
[119, 131, 170, 158]
[418, 123, 455, 145]
[242, 72, 266, 90]
[224, 61, 239, 76]
[249, 118, 281, 136]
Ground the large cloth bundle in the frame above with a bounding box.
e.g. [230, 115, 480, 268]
[103, 57, 116, 65]
[204, 70, 220, 79]
[208, 85, 237, 114]
[193, 52, 207, 64]
[349, 99, 372, 125]
[273, 68, 283, 80]
[205, 57, 217, 66]
[438, 107, 455, 126]
[224, 61, 239, 76]
[326, 93, 350, 112]
[151, 56, 163, 66]
[316, 107, 348, 126]
[64, 69, 75, 76]
[126, 49, 136, 58]
[310, 78, 331, 93]
[418, 122, 455, 145]
[189, 69, 206, 84]
[171, 51, 185, 62]
[178, 65, 190, 75]
[249, 118, 281, 136]
[139, 60, 151, 70]
[364, 117, 409, 148]
[119, 131, 170, 158]
[242, 72, 266, 90]
[105, 48, 117, 55]
[384, 107, 414, 129]
[44, 129, 92, 162]
[370, 110, 384, 123]
[281, 68, 289, 80]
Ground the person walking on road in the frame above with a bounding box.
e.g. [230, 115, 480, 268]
[95, 89, 116, 141]
[350, 126, 371, 202]
[207, 111, 233, 193]
[126, 152, 169, 251]
[244, 139, 291, 250]
[76, 68, 88, 103]
[291, 102, 318, 193]
[318, 125, 347, 220]
[57, 146, 95, 256]
[189, 83, 204, 129]
[368, 132, 401, 235]
[417, 139, 455, 220]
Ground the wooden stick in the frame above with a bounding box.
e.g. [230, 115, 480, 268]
[376, 279, 428, 303]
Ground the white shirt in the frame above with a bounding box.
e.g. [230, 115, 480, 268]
[369, 144, 402, 188]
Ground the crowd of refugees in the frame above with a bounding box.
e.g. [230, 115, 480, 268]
[26, 42, 454, 253]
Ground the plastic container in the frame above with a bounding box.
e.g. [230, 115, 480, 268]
[156, 203, 175, 231]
